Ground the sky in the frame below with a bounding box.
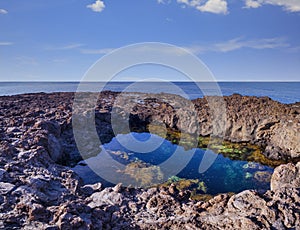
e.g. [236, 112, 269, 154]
[0, 0, 300, 81]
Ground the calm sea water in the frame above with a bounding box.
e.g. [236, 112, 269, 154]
[0, 82, 299, 104]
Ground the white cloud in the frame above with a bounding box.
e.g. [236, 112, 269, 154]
[244, 0, 300, 12]
[0, 9, 8, 14]
[157, 0, 171, 4]
[196, 0, 228, 14]
[178, 0, 203, 7]
[177, 0, 228, 14]
[177, 0, 190, 4]
[87, 0, 105, 13]
[177, 0, 201, 7]
[173, 0, 300, 13]
[0, 42, 13, 46]
[245, 0, 261, 8]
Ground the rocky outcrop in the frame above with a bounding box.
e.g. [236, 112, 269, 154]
[0, 92, 299, 229]
[1, 92, 298, 162]
[195, 162, 300, 229]
[73, 92, 299, 161]
[193, 94, 299, 160]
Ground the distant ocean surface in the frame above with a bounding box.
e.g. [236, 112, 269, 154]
[0, 82, 299, 104]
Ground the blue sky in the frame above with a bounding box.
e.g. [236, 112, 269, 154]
[0, 0, 299, 81]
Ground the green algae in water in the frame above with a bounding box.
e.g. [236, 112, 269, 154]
[162, 176, 207, 194]
[117, 160, 164, 188]
[73, 132, 275, 195]
[147, 125, 284, 167]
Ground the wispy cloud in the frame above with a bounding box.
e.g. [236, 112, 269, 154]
[184, 37, 290, 54]
[0, 9, 8, 14]
[81, 45, 193, 56]
[0, 42, 13, 46]
[87, 0, 105, 13]
[157, 0, 172, 4]
[15, 56, 39, 66]
[177, 0, 228, 14]
[80, 48, 114, 54]
[47, 43, 85, 50]
[213, 37, 289, 52]
[52, 58, 68, 63]
[244, 0, 300, 12]
[286, 46, 300, 53]
[79, 37, 292, 57]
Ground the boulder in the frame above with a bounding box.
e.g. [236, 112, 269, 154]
[271, 162, 300, 191]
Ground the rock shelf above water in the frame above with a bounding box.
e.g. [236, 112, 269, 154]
[0, 91, 299, 229]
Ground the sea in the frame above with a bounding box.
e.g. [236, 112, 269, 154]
[0, 81, 299, 104]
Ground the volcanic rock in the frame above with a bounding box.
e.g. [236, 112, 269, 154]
[0, 92, 299, 229]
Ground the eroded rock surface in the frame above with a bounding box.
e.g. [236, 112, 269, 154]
[193, 94, 300, 160]
[0, 92, 299, 229]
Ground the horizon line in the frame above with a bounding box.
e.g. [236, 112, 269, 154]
[1, 80, 300, 83]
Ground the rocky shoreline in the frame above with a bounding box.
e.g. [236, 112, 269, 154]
[0, 91, 299, 229]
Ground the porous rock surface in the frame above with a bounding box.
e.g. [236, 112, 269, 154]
[0, 92, 299, 229]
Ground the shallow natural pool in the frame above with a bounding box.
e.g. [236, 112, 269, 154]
[73, 132, 274, 195]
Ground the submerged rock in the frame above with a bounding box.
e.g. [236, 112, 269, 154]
[243, 162, 264, 170]
[245, 172, 253, 179]
[162, 176, 208, 196]
[118, 160, 164, 188]
[254, 171, 272, 183]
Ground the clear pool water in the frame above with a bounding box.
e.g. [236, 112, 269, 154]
[73, 132, 274, 195]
